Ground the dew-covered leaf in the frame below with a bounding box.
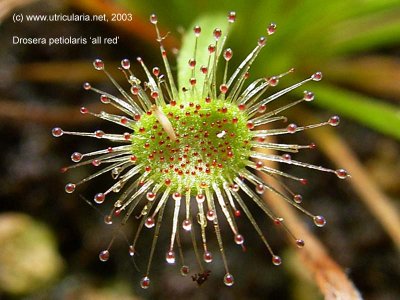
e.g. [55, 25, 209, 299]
[177, 13, 229, 97]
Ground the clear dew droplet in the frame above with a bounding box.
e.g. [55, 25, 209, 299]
[80, 107, 88, 114]
[129, 245, 135, 256]
[165, 250, 176, 264]
[131, 86, 139, 95]
[296, 239, 305, 248]
[93, 59, 104, 70]
[329, 115, 340, 127]
[145, 217, 155, 228]
[268, 76, 279, 86]
[100, 94, 110, 104]
[213, 28, 222, 40]
[256, 184, 265, 195]
[104, 215, 112, 225]
[193, 25, 201, 36]
[172, 192, 182, 201]
[203, 251, 213, 263]
[335, 168, 348, 179]
[206, 210, 215, 221]
[83, 82, 91, 90]
[223, 48, 233, 61]
[140, 276, 150, 289]
[208, 44, 216, 53]
[99, 250, 110, 262]
[189, 77, 197, 86]
[95, 130, 104, 138]
[258, 104, 267, 113]
[231, 184, 240, 192]
[313, 215, 326, 227]
[94, 193, 105, 204]
[267, 23, 277, 35]
[151, 90, 159, 99]
[272, 255, 282, 266]
[223, 273, 234, 286]
[180, 265, 190, 276]
[146, 192, 156, 201]
[71, 152, 82, 162]
[65, 183, 76, 193]
[311, 71, 323, 81]
[228, 11, 236, 23]
[258, 36, 266, 47]
[287, 123, 297, 133]
[293, 194, 303, 204]
[219, 84, 228, 94]
[121, 59, 130, 69]
[182, 219, 192, 231]
[149, 14, 157, 24]
[300, 178, 308, 185]
[196, 194, 205, 203]
[303, 90, 314, 101]
[234, 234, 244, 245]
[52, 127, 63, 137]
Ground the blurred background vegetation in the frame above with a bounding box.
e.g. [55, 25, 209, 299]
[0, 0, 399, 299]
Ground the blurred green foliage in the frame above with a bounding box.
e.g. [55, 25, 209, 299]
[119, 0, 400, 139]
[177, 13, 228, 94]
[0, 213, 64, 295]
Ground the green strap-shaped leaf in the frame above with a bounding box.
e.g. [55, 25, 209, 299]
[330, 9, 400, 55]
[312, 83, 400, 140]
[177, 13, 229, 98]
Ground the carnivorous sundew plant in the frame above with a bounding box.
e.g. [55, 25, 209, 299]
[52, 11, 349, 288]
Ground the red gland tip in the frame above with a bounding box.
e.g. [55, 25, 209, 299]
[335, 168, 348, 179]
[258, 36, 266, 47]
[224, 273, 235, 286]
[311, 71, 323, 81]
[140, 276, 150, 289]
[287, 123, 297, 133]
[149, 14, 157, 24]
[121, 58, 130, 69]
[52, 127, 63, 137]
[93, 59, 104, 70]
[80, 107, 88, 114]
[267, 23, 277, 35]
[193, 25, 201, 36]
[228, 11, 236, 23]
[83, 82, 91, 90]
[313, 215, 326, 227]
[296, 239, 305, 248]
[303, 90, 314, 101]
[99, 250, 110, 262]
[213, 28, 222, 40]
[272, 255, 282, 266]
[65, 183, 76, 193]
[329, 115, 340, 126]
[224, 48, 233, 61]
